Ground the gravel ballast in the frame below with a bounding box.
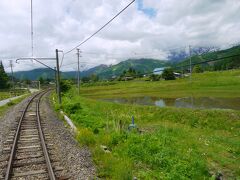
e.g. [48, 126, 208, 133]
[40, 92, 96, 179]
[0, 96, 31, 155]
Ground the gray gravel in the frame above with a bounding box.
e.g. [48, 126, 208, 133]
[0, 96, 31, 155]
[40, 92, 96, 179]
[0, 96, 32, 178]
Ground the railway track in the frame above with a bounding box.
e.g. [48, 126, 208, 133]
[0, 91, 68, 179]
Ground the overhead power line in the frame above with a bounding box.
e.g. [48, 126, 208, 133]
[31, 0, 34, 57]
[81, 51, 168, 57]
[59, 51, 65, 68]
[64, 0, 135, 55]
[131, 53, 240, 77]
[61, 61, 102, 67]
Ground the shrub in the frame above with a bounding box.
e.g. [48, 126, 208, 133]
[162, 68, 176, 80]
[60, 80, 72, 93]
[149, 74, 161, 81]
[110, 132, 127, 146]
[112, 159, 133, 180]
[93, 128, 99, 134]
[94, 148, 133, 180]
[7, 101, 15, 106]
[77, 128, 96, 146]
[64, 102, 81, 114]
[193, 65, 203, 73]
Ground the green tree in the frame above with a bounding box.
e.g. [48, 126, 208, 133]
[193, 65, 203, 73]
[24, 79, 31, 85]
[0, 61, 9, 89]
[38, 77, 44, 85]
[120, 67, 138, 80]
[60, 80, 72, 93]
[149, 74, 160, 81]
[90, 74, 99, 82]
[162, 68, 176, 80]
[82, 76, 90, 83]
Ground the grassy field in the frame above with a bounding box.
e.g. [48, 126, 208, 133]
[55, 70, 240, 179]
[80, 69, 240, 98]
[0, 91, 12, 101]
[0, 94, 30, 118]
[0, 89, 29, 101]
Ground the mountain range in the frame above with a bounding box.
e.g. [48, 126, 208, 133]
[11, 45, 240, 80]
[175, 45, 240, 70]
[12, 59, 169, 80]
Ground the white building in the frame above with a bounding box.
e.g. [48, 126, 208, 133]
[153, 67, 166, 75]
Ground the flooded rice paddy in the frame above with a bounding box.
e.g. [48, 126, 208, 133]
[102, 96, 240, 110]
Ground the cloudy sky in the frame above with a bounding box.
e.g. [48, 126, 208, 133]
[0, 0, 240, 72]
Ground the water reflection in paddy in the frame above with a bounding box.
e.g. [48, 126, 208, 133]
[102, 96, 240, 110]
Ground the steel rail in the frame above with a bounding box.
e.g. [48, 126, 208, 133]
[36, 91, 56, 180]
[4, 92, 42, 180]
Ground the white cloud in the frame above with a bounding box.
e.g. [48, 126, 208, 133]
[0, 0, 239, 72]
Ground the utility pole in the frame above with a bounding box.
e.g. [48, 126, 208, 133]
[54, 67, 57, 94]
[181, 66, 184, 78]
[189, 45, 192, 83]
[189, 45, 194, 107]
[9, 60, 14, 93]
[76, 49, 81, 95]
[55, 49, 61, 104]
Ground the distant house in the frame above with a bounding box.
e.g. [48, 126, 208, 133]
[111, 75, 117, 79]
[153, 67, 166, 75]
[173, 72, 181, 78]
[123, 76, 134, 81]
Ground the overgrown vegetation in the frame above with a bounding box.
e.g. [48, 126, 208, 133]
[149, 74, 161, 81]
[54, 69, 240, 179]
[162, 68, 176, 80]
[117, 67, 142, 81]
[60, 80, 73, 93]
[81, 74, 100, 83]
[56, 92, 240, 179]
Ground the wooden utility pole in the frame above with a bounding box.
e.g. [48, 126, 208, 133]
[189, 45, 194, 107]
[54, 67, 57, 94]
[189, 45, 192, 83]
[55, 49, 61, 104]
[76, 49, 81, 95]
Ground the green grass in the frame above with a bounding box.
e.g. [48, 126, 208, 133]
[80, 70, 240, 98]
[0, 91, 11, 101]
[54, 69, 240, 179]
[0, 89, 29, 101]
[0, 94, 30, 118]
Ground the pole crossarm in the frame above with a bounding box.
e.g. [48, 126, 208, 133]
[76, 49, 81, 95]
[15, 57, 56, 71]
